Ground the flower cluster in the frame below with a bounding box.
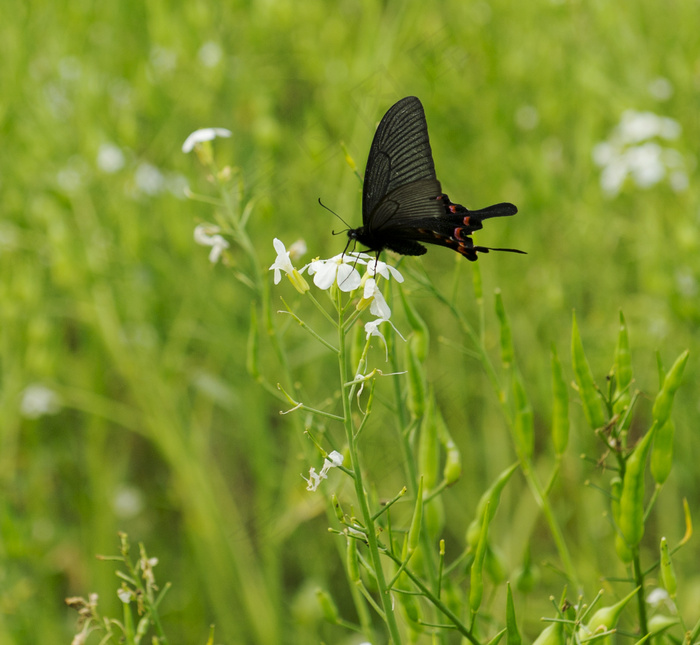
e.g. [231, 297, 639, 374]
[269, 239, 404, 350]
[592, 110, 687, 197]
[193, 224, 230, 263]
[303, 450, 344, 491]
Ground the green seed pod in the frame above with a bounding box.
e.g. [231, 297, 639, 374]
[466, 463, 519, 549]
[407, 477, 424, 556]
[648, 614, 679, 635]
[610, 476, 632, 562]
[550, 345, 569, 456]
[619, 428, 657, 550]
[531, 622, 563, 645]
[513, 546, 540, 594]
[469, 501, 490, 613]
[495, 289, 514, 367]
[423, 496, 445, 542]
[571, 313, 606, 430]
[613, 311, 633, 427]
[513, 370, 534, 461]
[404, 340, 426, 419]
[485, 544, 507, 585]
[652, 350, 689, 430]
[316, 588, 339, 623]
[651, 419, 674, 485]
[438, 415, 462, 485]
[418, 393, 439, 489]
[346, 537, 360, 583]
[586, 586, 639, 632]
[399, 286, 429, 363]
[660, 536, 677, 598]
[331, 494, 345, 524]
[506, 583, 522, 645]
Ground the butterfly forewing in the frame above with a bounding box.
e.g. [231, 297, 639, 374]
[362, 96, 437, 227]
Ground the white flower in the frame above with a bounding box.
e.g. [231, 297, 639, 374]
[306, 253, 367, 292]
[269, 238, 309, 293]
[304, 450, 344, 492]
[618, 110, 680, 144]
[366, 258, 404, 283]
[646, 587, 670, 607]
[117, 588, 134, 603]
[287, 239, 307, 261]
[194, 224, 230, 263]
[361, 278, 391, 319]
[182, 128, 232, 153]
[96, 143, 125, 173]
[592, 110, 686, 197]
[364, 318, 406, 360]
[20, 384, 61, 419]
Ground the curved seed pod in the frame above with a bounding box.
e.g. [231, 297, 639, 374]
[652, 350, 689, 430]
[613, 311, 633, 429]
[619, 429, 657, 550]
[531, 622, 563, 645]
[571, 313, 606, 430]
[660, 536, 677, 598]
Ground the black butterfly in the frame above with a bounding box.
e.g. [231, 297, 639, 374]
[347, 96, 524, 261]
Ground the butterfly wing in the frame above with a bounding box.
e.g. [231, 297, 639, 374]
[362, 96, 437, 228]
[353, 96, 524, 260]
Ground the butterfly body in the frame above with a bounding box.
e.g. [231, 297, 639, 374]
[348, 96, 523, 261]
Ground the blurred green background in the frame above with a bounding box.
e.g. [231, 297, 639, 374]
[2, 0, 698, 642]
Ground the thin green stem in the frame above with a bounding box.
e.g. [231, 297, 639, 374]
[337, 293, 402, 644]
[632, 552, 648, 635]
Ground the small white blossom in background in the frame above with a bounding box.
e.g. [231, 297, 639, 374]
[117, 588, 134, 604]
[269, 238, 309, 293]
[20, 384, 61, 419]
[304, 450, 344, 492]
[134, 162, 165, 196]
[96, 142, 126, 173]
[646, 587, 675, 613]
[194, 224, 230, 263]
[182, 128, 232, 153]
[306, 253, 368, 292]
[592, 109, 687, 198]
[648, 76, 674, 101]
[197, 41, 223, 68]
[112, 485, 145, 520]
[515, 104, 539, 131]
[287, 239, 307, 261]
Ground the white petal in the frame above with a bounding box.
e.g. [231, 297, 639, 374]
[370, 289, 391, 319]
[364, 318, 386, 341]
[313, 263, 338, 290]
[336, 263, 361, 291]
[327, 450, 344, 467]
[182, 127, 232, 153]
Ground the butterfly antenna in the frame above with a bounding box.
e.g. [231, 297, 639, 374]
[318, 198, 352, 233]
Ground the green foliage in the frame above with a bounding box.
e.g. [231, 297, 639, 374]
[3, 1, 699, 643]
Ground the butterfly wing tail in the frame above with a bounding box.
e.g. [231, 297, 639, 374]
[470, 202, 518, 220]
